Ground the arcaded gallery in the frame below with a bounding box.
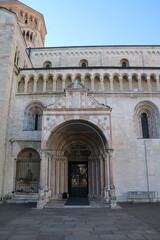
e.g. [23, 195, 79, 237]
[0, 0, 160, 208]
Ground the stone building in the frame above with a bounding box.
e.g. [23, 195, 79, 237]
[0, 0, 160, 208]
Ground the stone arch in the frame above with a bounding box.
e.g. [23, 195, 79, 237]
[140, 74, 148, 92]
[150, 74, 157, 92]
[132, 74, 139, 91]
[46, 74, 53, 92]
[84, 74, 91, 90]
[135, 101, 160, 138]
[43, 61, 52, 68]
[79, 59, 88, 68]
[37, 75, 44, 93]
[120, 58, 129, 67]
[103, 74, 110, 92]
[56, 74, 63, 91]
[122, 74, 130, 91]
[15, 148, 40, 193]
[24, 101, 44, 131]
[65, 74, 72, 87]
[94, 74, 101, 92]
[18, 75, 25, 93]
[74, 73, 82, 83]
[113, 74, 120, 92]
[27, 75, 34, 93]
[44, 119, 109, 198]
[45, 119, 108, 151]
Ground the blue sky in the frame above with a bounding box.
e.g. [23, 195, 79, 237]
[20, 0, 160, 47]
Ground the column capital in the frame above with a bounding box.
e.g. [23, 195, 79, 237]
[35, 76, 39, 82]
[100, 76, 103, 82]
[146, 75, 150, 81]
[104, 148, 114, 157]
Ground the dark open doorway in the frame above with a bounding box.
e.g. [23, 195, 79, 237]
[68, 162, 88, 198]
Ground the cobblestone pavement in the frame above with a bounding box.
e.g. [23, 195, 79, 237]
[119, 203, 160, 231]
[0, 203, 160, 240]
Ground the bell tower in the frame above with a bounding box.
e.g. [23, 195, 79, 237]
[0, 0, 47, 47]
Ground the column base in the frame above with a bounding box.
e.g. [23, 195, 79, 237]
[36, 199, 47, 209]
[110, 199, 121, 209]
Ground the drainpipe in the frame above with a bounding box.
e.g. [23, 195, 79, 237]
[144, 140, 150, 201]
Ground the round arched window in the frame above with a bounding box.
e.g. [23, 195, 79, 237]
[43, 61, 52, 68]
[120, 59, 129, 67]
[79, 59, 88, 68]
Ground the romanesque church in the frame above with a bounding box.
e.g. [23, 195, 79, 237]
[0, 0, 160, 208]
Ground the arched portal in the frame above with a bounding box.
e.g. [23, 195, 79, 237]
[44, 120, 109, 199]
[15, 148, 40, 193]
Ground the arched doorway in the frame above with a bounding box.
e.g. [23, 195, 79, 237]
[45, 120, 108, 199]
[15, 148, 40, 193]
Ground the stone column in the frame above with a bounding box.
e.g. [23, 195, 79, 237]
[92, 159, 96, 196]
[88, 159, 93, 197]
[14, 158, 17, 192]
[39, 151, 46, 190]
[43, 77, 47, 92]
[51, 157, 56, 197]
[147, 76, 151, 92]
[33, 77, 37, 93]
[47, 155, 52, 198]
[105, 149, 117, 208]
[37, 151, 47, 209]
[96, 159, 100, 196]
[56, 159, 60, 196]
[91, 76, 94, 91]
[53, 79, 56, 92]
[59, 157, 68, 195]
[128, 76, 133, 91]
[103, 154, 110, 201]
[100, 76, 104, 91]
[64, 159, 68, 193]
[156, 75, 160, 91]
[119, 76, 123, 91]
[138, 76, 142, 91]
[110, 77, 113, 92]
[88, 157, 101, 198]
[24, 77, 28, 93]
[62, 77, 65, 91]
[53, 157, 68, 199]
[99, 156, 105, 197]
[81, 77, 85, 85]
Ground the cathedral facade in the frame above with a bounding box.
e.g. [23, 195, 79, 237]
[0, 0, 160, 207]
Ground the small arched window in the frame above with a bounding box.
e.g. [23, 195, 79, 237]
[79, 59, 88, 68]
[120, 59, 129, 67]
[24, 103, 43, 131]
[24, 14, 28, 24]
[135, 101, 160, 139]
[43, 61, 52, 68]
[34, 113, 39, 130]
[141, 113, 149, 138]
[26, 31, 29, 40]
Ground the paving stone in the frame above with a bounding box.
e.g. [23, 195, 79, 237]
[144, 234, 160, 239]
[38, 235, 65, 240]
[94, 226, 119, 232]
[100, 234, 128, 240]
[65, 236, 100, 240]
[8, 236, 37, 240]
[126, 233, 146, 239]
[1, 203, 160, 240]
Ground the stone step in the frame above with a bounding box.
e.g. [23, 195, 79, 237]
[44, 199, 110, 208]
[5, 193, 38, 203]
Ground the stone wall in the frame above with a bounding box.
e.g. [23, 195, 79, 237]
[0, 8, 32, 198]
[30, 46, 160, 68]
